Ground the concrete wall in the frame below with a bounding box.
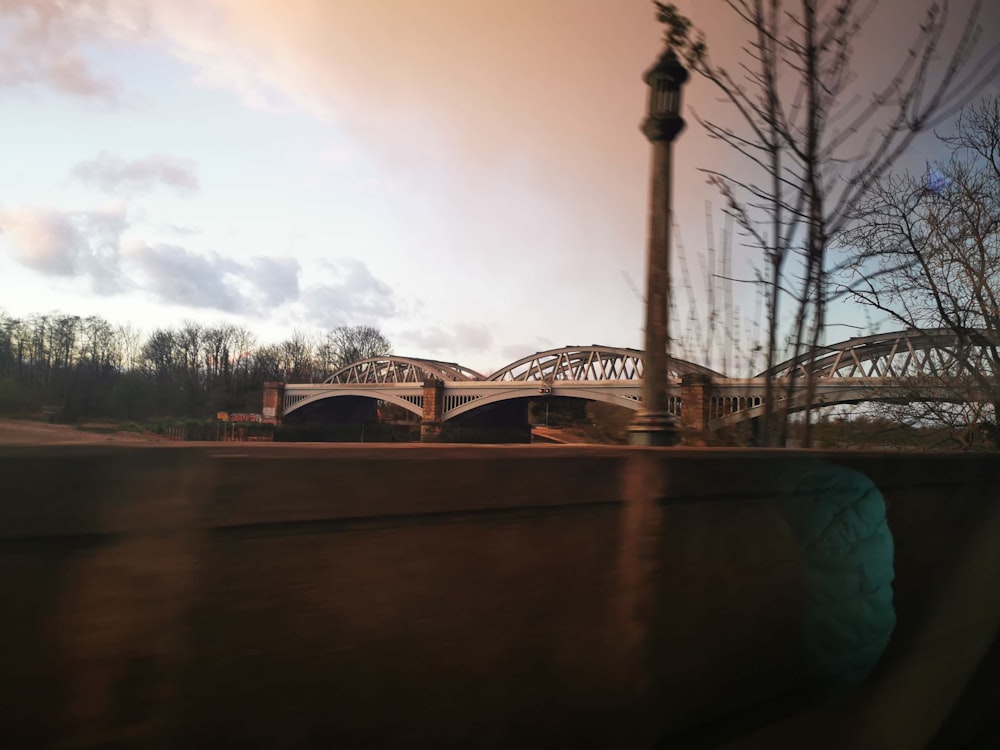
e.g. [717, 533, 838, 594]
[0, 445, 997, 748]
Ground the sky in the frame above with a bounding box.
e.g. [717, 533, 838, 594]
[0, 0, 997, 375]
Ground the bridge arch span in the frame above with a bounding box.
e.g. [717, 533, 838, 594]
[442, 385, 650, 422]
[283, 389, 424, 419]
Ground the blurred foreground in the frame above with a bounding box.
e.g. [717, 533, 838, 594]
[0, 441, 998, 748]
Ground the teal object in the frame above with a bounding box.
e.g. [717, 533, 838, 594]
[778, 463, 896, 690]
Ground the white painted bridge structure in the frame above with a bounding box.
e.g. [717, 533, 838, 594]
[270, 329, 997, 434]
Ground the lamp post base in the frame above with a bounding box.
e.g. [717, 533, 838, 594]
[627, 411, 681, 446]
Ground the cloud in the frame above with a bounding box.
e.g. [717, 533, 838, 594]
[70, 152, 200, 195]
[123, 247, 390, 320]
[245, 256, 300, 306]
[135, 0, 672, 303]
[452, 323, 493, 352]
[400, 323, 494, 356]
[0, 207, 80, 275]
[299, 258, 400, 328]
[142, 0, 669, 190]
[0, 0, 148, 102]
[0, 205, 128, 293]
[399, 327, 452, 353]
[125, 242, 249, 312]
[0, 203, 309, 314]
[499, 339, 554, 362]
[123, 243, 306, 314]
[0, 43, 117, 102]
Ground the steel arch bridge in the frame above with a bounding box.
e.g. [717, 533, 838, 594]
[278, 330, 997, 432]
[282, 347, 720, 422]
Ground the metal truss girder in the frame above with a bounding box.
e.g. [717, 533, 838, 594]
[761, 328, 998, 381]
[324, 356, 485, 384]
[487, 346, 720, 383]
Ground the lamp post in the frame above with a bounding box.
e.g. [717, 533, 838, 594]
[628, 44, 688, 446]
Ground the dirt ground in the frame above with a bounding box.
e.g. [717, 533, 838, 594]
[0, 418, 171, 445]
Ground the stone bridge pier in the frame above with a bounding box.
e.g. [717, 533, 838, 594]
[420, 378, 444, 442]
[680, 374, 712, 443]
[263, 381, 285, 425]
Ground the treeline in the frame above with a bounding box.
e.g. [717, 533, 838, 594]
[0, 311, 390, 422]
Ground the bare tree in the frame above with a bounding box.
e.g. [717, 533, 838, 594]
[141, 329, 179, 383]
[116, 324, 144, 373]
[278, 330, 317, 383]
[249, 343, 284, 384]
[841, 95, 1000, 446]
[316, 325, 392, 376]
[655, 0, 998, 445]
[229, 325, 257, 383]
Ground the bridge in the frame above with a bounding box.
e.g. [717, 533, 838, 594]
[263, 329, 997, 441]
